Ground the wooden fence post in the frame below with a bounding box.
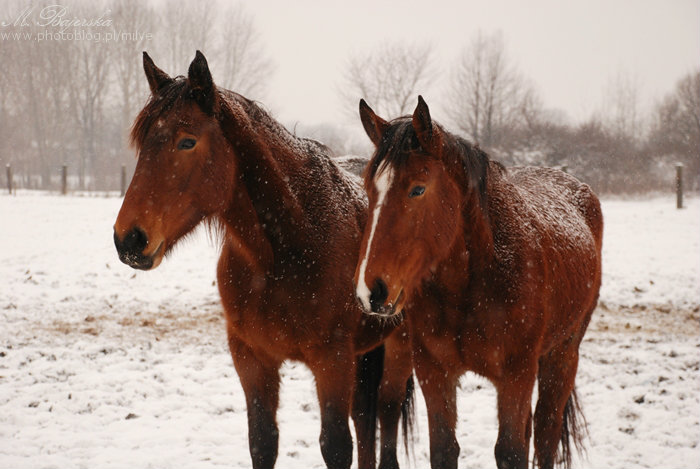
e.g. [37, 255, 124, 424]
[61, 164, 68, 195]
[6, 164, 11, 194]
[675, 163, 684, 209]
[121, 164, 127, 197]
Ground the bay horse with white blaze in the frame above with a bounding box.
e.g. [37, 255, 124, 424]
[113, 51, 414, 469]
[354, 97, 603, 469]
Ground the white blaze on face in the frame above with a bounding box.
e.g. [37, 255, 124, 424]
[356, 165, 394, 310]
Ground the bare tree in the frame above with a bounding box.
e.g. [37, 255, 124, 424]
[155, 0, 215, 74]
[1, 0, 278, 191]
[212, 4, 274, 99]
[603, 69, 644, 141]
[67, 2, 114, 189]
[341, 42, 435, 118]
[445, 31, 540, 150]
[111, 0, 156, 136]
[105, 0, 158, 189]
[8, 20, 75, 187]
[0, 18, 23, 173]
[649, 69, 700, 188]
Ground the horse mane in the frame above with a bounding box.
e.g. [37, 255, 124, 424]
[131, 77, 332, 161]
[452, 136, 495, 208]
[219, 91, 335, 159]
[366, 118, 497, 208]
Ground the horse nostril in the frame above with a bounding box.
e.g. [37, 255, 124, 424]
[369, 278, 389, 313]
[126, 227, 148, 252]
[114, 226, 156, 270]
[114, 226, 149, 257]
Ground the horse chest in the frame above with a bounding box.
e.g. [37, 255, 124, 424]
[409, 297, 464, 365]
[410, 293, 513, 379]
[227, 293, 305, 351]
[222, 274, 351, 361]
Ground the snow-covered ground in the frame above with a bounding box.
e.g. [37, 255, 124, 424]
[1, 192, 698, 468]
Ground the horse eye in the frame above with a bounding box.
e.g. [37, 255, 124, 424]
[409, 186, 426, 198]
[177, 138, 196, 150]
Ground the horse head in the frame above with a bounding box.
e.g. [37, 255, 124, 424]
[114, 51, 236, 270]
[354, 96, 470, 317]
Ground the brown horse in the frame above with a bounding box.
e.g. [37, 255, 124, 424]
[113, 51, 414, 469]
[354, 97, 603, 469]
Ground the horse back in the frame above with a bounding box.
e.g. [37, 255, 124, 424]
[507, 166, 603, 247]
[493, 166, 603, 347]
[294, 142, 368, 238]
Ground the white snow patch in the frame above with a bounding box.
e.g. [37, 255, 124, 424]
[0, 192, 698, 468]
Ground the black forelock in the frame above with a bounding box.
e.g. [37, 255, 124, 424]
[365, 118, 495, 205]
[452, 136, 493, 207]
[366, 118, 421, 180]
[130, 77, 191, 149]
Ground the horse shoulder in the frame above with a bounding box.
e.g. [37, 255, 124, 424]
[504, 168, 598, 248]
[217, 238, 269, 318]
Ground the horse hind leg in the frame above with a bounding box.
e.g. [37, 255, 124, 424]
[534, 343, 587, 469]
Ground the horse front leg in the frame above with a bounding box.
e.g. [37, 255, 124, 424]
[311, 351, 355, 469]
[228, 335, 281, 469]
[414, 350, 460, 469]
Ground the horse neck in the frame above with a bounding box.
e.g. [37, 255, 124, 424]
[461, 168, 496, 275]
[218, 93, 310, 256]
[219, 182, 274, 271]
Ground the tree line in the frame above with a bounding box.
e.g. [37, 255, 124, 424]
[2, 2, 698, 194]
[340, 31, 699, 194]
[1, 0, 272, 191]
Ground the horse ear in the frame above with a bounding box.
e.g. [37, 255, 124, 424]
[188, 50, 216, 115]
[412, 95, 442, 155]
[143, 51, 173, 95]
[359, 99, 389, 146]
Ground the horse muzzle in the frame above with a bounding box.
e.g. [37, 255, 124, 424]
[113, 227, 163, 271]
[357, 277, 405, 318]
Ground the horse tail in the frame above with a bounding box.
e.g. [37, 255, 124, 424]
[353, 344, 384, 452]
[559, 386, 588, 469]
[401, 374, 417, 458]
[574, 183, 604, 251]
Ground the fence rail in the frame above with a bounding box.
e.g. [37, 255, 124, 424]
[2, 163, 689, 207]
[5, 164, 129, 196]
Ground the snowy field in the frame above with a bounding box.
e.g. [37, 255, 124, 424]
[1, 192, 698, 468]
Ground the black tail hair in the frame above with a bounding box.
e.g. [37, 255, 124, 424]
[354, 346, 417, 462]
[558, 387, 588, 469]
[401, 375, 416, 459]
[353, 345, 385, 457]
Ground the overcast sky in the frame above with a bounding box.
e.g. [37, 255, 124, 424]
[239, 0, 699, 130]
